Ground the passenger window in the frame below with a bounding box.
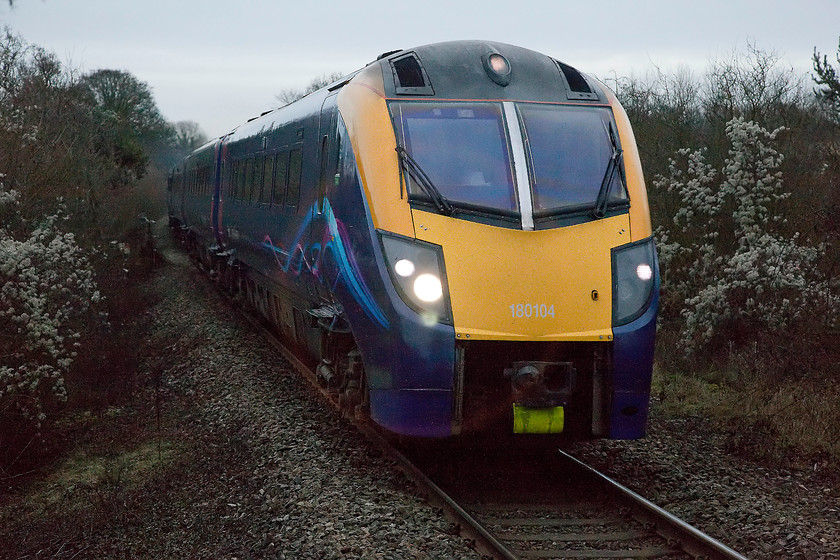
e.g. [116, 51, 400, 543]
[262, 156, 274, 204]
[241, 159, 251, 201]
[273, 151, 289, 207]
[250, 157, 262, 203]
[229, 161, 239, 200]
[287, 148, 302, 210]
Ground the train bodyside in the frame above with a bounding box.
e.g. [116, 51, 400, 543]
[171, 40, 658, 440]
[168, 137, 224, 259]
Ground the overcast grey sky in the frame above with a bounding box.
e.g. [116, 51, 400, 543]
[2, 0, 838, 136]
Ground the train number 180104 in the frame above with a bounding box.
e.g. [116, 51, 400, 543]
[509, 303, 555, 319]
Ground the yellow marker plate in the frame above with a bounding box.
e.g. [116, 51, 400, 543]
[512, 404, 565, 434]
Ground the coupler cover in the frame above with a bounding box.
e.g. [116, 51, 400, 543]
[505, 361, 575, 434]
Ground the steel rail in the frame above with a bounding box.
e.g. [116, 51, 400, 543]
[357, 424, 521, 560]
[558, 449, 749, 560]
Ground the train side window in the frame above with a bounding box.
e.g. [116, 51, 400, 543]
[245, 158, 260, 202]
[240, 159, 248, 200]
[236, 159, 251, 200]
[262, 155, 274, 204]
[244, 159, 254, 202]
[287, 148, 302, 210]
[273, 151, 289, 207]
[231, 160, 238, 200]
[253, 158, 262, 203]
[229, 161, 239, 200]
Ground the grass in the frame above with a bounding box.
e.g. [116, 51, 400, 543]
[30, 439, 178, 515]
[651, 358, 840, 473]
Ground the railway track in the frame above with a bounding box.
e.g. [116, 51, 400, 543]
[399, 442, 748, 560]
[190, 247, 748, 560]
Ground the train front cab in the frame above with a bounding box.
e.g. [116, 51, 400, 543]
[333, 43, 659, 441]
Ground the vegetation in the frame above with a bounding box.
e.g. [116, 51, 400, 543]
[276, 71, 345, 105]
[0, 27, 206, 473]
[618, 42, 840, 466]
[813, 38, 840, 119]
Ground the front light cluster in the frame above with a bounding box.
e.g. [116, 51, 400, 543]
[380, 232, 452, 325]
[612, 238, 657, 326]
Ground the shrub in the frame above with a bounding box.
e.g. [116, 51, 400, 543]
[654, 118, 838, 358]
[0, 182, 104, 440]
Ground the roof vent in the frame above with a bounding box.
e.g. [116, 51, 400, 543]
[554, 59, 599, 101]
[389, 52, 434, 96]
[377, 49, 402, 60]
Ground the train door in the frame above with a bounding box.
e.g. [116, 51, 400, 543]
[211, 139, 225, 248]
[307, 92, 340, 306]
[316, 93, 339, 216]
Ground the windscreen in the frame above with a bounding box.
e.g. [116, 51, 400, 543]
[391, 102, 517, 213]
[518, 104, 627, 215]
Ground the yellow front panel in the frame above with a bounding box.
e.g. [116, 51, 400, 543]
[336, 65, 414, 238]
[414, 210, 630, 341]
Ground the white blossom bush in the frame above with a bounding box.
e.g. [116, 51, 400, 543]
[0, 182, 103, 429]
[655, 118, 838, 354]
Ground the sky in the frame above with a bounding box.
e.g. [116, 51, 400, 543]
[1, 0, 838, 137]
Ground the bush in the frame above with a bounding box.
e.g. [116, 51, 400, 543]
[654, 118, 838, 359]
[0, 30, 184, 476]
[0, 183, 105, 442]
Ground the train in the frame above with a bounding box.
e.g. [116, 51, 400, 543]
[167, 40, 659, 440]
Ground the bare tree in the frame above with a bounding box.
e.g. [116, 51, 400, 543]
[703, 42, 804, 126]
[173, 120, 208, 156]
[276, 72, 344, 105]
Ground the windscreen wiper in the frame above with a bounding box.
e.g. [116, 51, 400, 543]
[591, 122, 624, 219]
[395, 146, 455, 216]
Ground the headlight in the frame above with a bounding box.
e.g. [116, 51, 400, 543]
[612, 238, 657, 326]
[379, 231, 452, 325]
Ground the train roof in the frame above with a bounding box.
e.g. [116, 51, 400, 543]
[375, 40, 607, 104]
